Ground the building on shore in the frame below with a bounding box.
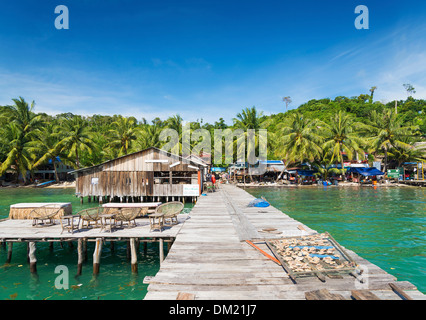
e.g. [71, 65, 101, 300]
[70, 147, 206, 203]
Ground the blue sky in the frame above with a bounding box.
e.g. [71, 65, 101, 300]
[0, 0, 426, 123]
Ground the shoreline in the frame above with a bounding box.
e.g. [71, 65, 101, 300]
[234, 182, 417, 188]
[0, 181, 76, 189]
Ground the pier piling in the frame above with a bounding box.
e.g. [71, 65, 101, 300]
[130, 238, 138, 273]
[77, 238, 83, 276]
[28, 242, 37, 273]
[6, 242, 12, 264]
[93, 238, 102, 275]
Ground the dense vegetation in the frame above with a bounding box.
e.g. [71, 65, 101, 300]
[1, 87, 425, 183]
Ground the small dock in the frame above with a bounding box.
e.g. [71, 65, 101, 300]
[0, 214, 189, 275]
[144, 184, 425, 300]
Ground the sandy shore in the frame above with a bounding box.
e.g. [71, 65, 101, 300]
[0, 181, 76, 189]
[45, 181, 76, 188]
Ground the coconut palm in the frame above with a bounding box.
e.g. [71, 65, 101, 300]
[28, 123, 64, 182]
[274, 112, 324, 181]
[362, 109, 419, 172]
[388, 143, 426, 167]
[134, 122, 163, 150]
[56, 116, 96, 168]
[233, 106, 263, 130]
[108, 116, 139, 156]
[322, 111, 366, 179]
[0, 97, 43, 183]
[277, 112, 324, 165]
[0, 123, 33, 183]
[0, 97, 43, 136]
[232, 107, 267, 180]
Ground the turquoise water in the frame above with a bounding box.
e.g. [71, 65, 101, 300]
[1, 186, 425, 299]
[0, 188, 193, 300]
[247, 186, 426, 293]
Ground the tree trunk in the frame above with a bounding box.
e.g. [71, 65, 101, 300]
[383, 149, 388, 173]
[340, 147, 346, 181]
[75, 146, 80, 169]
[53, 158, 60, 182]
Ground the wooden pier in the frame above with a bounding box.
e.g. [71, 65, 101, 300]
[144, 184, 426, 300]
[0, 214, 189, 275]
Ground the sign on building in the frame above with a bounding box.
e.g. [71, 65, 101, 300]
[183, 184, 200, 196]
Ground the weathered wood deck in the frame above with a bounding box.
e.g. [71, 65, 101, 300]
[0, 214, 189, 241]
[144, 184, 426, 300]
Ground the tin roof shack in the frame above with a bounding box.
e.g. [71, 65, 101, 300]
[71, 147, 205, 203]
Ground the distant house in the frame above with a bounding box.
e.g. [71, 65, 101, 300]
[33, 157, 74, 181]
[70, 147, 205, 202]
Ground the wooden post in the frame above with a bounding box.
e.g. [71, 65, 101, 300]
[6, 242, 13, 264]
[126, 240, 131, 260]
[110, 241, 115, 253]
[143, 242, 147, 255]
[93, 238, 102, 275]
[28, 242, 37, 273]
[77, 238, 83, 276]
[83, 238, 87, 262]
[159, 238, 164, 264]
[80, 196, 83, 204]
[130, 238, 138, 273]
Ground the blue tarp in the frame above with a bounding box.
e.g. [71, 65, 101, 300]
[297, 170, 317, 177]
[248, 198, 270, 207]
[348, 167, 385, 176]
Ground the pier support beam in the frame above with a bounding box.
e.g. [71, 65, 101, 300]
[28, 242, 37, 273]
[93, 238, 102, 275]
[6, 242, 13, 264]
[159, 238, 164, 264]
[130, 238, 138, 273]
[77, 238, 83, 276]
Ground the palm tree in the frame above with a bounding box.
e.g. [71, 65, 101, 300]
[232, 107, 266, 181]
[233, 106, 263, 130]
[56, 116, 96, 168]
[277, 112, 324, 165]
[275, 112, 324, 181]
[166, 114, 183, 135]
[388, 143, 425, 167]
[108, 116, 139, 156]
[135, 122, 163, 150]
[322, 111, 366, 179]
[362, 109, 419, 172]
[0, 123, 34, 183]
[0, 97, 43, 136]
[0, 97, 42, 183]
[29, 123, 64, 182]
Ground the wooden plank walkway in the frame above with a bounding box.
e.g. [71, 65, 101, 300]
[144, 184, 426, 300]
